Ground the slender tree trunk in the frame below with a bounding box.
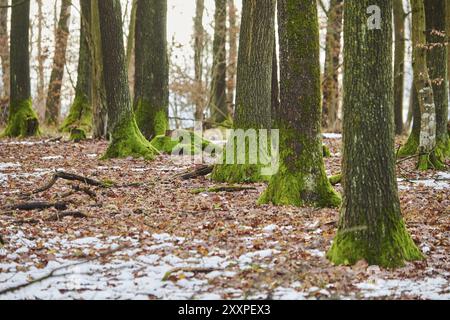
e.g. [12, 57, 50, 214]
[210, 0, 228, 123]
[424, 0, 450, 164]
[97, 0, 157, 159]
[3, 0, 39, 137]
[260, 0, 340, 208]
[36, 0, 45, 120]
[226, 0, 238, 118]
[394, 0, 406, 135]
[45, 0, 72, 126]
[60, 0, 92, 142]
[91, 0, 108, 139]
[212, 0, 276, 183]
[0, 0, 10, 124]
[134, 0, 169, 141]
[322, 0, 343, 132]
[271, 29, 279, 126]
[327, 0, 422, 268]
[193, 0, 205, 122]
[126, 0, 137, 100]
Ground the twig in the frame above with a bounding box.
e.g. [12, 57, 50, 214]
[175, 165, 214, 180]
[33, 171, 113, 194]
[4, 201, 68, 211]
[46, 211, 88, 222]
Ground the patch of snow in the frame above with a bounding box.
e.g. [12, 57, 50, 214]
[0, 162, 21, 170]
[262, 224, 278, 234]
[323, 133, 342, 139]
[41, 156, 63, 161]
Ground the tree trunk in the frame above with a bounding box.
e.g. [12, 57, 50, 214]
[393, 0, 405, 135]
[0, 0, 9, 124]
[259, 0, 340, 208]
[3, 0, 40, 137]
[134, 0, 169, 141]
[212, 0, 275, 183]
[44, 0, 71, 126]
[91, 0, 108, 139]
[271, 29, 279, 126]
[97, 0, 157, 160]
[210, 0, 228, 123]
[327, 0, 422, 268]
[322, 0, 343, 132]
[60, 0, 93, 142]
[35, 0, 46, 120]
[424, 0, 450, 164]
[226, 0, 238, 119]
[193, 0, 205, 122]
[126, 0, 137, 100]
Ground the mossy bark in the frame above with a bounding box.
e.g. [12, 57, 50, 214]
[212, 0, 275, 183]
[210, 0, 228, 123]
[97, 0, 158, 160]
[393, 0, 405, 135]
[259, 0, 340, 208]
[327, 0, 423, 268]
[398, 87, 420, 158]
[3, 0, 39, 138]
[151, 130, 213, 155]
[424, 0, 450, 164]
[133, 0, 169, 141]
[45, 0, 71, 126]
[60, 0, 92, 142]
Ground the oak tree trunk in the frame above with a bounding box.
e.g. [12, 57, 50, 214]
[394, 0, 406, 135]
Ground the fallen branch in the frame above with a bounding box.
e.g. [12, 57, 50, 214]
[176, 165, 213, 180]
[70, 184, 96, 199]
[46, 211, 88, 222]
[191, 185, 256, 194]
[33, 171, 114, 194]
[5, 201, 68, 211]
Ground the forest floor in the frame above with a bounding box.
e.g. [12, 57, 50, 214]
[0, 135, 448, 300]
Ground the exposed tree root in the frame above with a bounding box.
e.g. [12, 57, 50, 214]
[176, 165, 214, 180]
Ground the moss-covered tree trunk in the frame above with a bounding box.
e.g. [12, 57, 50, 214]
[133, 0, 169, 142]
[97, 0, 157, 159]
[259, 0, 340, 208]
[60, 0, 92, 142]
[327, 0, 423, 268]
[3, 0, 39, 138]
[211, 0, 275, 183]
[394, 0, 406, 135]
[271, 30, 279, 127]
[226, 0, 238, 118]
[424, 0, 450, 164]
[45, 0, 71, 126]
[210, 0, 228, 123]
[193, 0, 205, 122]
[0, 0, 9, 124]
[91, 0, 108, 139]
[322, 0, 343, 133]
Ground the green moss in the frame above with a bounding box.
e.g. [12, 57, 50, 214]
[323, 144, 331, 158]
[60, 95, 93, 142]
[418, 150, 446, 171]
[2, 99, 40, 138]
[135, 99, 168, 139]
[150, 130, 215, 155]
[327, 217, 424, 268]
[102, 115, 159, 160]
[329, 174, 342, 186]
[397, 132, 419, 158]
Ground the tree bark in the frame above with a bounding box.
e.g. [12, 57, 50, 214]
[91, 0, 108, 139]
[126, 0, 137, 100]
[259, 0, 340, 208]
[393, 0, 405, 135]
[0, 0, 9, 124]
[45, 0, 71, 126]
[226, 0, 238, 119]
[3, 0, 40, 137]
[134, 0, 169, 141]
[97, 0, 157, 159]
[322, 0, 343, 132]
[327, 0, 422, 268]
[193, 0, 205, 122]
[424, 0, 450, 164]
[60, 0, 93, 142]
[212, 0, 275, 183]
[210, 0, 228, 123]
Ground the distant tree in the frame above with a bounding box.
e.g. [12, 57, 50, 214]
[45, 0, 71, 126]
[2, 0, 40, 137]
[322, 0, 343, 132]
[91, 0, 108, 139]
[193, 0, 205, 122]
[212, 0, 275, 183]
[226, 0, 238, 118]
[97, 0, 157, 159]
[0, 0, 9, 124]
[60, 0, 93, 142]
[126, 0, 137, 99]
[134, 0, 169, 141]
[393, 0, 406, 135]
[210, 0, 228, 123]
[327, 0, 422, 268]
[259, 0, 340, 208]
